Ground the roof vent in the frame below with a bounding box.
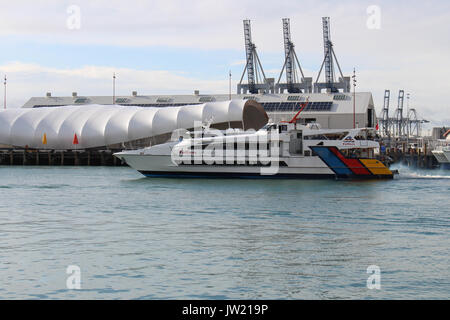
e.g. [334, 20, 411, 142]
[72, 92, 77, 97]
[46, 92, 51, 98]
[132, 91, 137, 97]
[194, 90, 200, 96]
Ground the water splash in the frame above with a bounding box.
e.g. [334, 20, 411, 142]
[391, 164, 450, 179]
[401, 172, 450, 179]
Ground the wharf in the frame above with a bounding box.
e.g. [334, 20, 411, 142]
[381, 146, 439, 169]
[0, 149, 126, 166]
[0, 147, 441, 170]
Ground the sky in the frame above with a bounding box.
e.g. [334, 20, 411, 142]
[0, 0, 449, 131]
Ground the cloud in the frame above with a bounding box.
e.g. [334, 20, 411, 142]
[0, 62, 230, 109]
[230, 60, 246, 66]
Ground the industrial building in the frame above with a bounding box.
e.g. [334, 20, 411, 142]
[431, 127, 450, 140]
[22, 92, 376, 131]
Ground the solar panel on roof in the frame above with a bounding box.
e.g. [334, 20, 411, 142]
[115, 98, 129, 104]
[74, 98, 88, 104]
[263, 101, 333, 112]
[156, 97, 172, 103]
[198, 96, 214, 102]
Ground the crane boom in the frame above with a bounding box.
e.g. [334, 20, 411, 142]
[243, 19, 256, 91]
[282, 18, 295, 86]
[322, 17, 334, 88]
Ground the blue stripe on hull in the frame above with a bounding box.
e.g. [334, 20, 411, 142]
[310, 146, 353, 176]
[139, 171, 337, 179]
[139, 171, 393, 180]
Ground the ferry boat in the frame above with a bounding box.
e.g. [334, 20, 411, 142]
[431, 130, 450, 167]
[114, 121, 394, 180]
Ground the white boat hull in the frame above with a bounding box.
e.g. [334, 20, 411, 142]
[116, 150, 392, 180]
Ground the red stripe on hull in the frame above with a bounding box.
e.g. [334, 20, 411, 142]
[329, 147, 371, 175]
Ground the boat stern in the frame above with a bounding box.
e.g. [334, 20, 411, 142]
[310, 146, 394, 180]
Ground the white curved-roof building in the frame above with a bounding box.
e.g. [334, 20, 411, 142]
[0, 100, 267, 150]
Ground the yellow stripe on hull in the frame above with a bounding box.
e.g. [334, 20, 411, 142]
[359, 159, 392, 176]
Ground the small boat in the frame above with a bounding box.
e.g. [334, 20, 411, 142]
[432, 146, 450, 164]
[114, 120, 394, 180]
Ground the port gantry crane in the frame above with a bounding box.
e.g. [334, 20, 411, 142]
[407, 108, 423, 137]
[393, 90, 405, 137]
[314, 17, 350, 93]
[379, 89, 391, 137]
[379, 89, 428, 138]
[237, 20, 274, 94]
[275, 18, 312, 94]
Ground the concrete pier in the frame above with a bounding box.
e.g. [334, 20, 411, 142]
[0, 147, 441, 169]
[0, 149, 126, 166]
[381, 147, 439, 169]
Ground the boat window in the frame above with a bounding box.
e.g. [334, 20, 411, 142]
[304, 134, 327, 140]
[262, 124, 277, 131]
[278, 125, 288, 133]
[323, 132, 348, 140]
[344, 148, 362, 158]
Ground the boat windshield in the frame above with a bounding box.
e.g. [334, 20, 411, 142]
[261, 124, 278, 131]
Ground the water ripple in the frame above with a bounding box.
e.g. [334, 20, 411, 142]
[0, 166, 448, 299]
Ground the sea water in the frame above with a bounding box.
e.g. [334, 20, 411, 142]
[0, 164, 448, 299]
